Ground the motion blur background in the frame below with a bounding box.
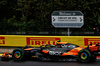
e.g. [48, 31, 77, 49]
[0, 0, 100, 36]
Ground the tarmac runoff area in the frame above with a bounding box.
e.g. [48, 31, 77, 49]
[0, 47, 14, 54]
[0, 58, 100, 66]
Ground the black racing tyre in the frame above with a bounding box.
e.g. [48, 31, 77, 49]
[78, 49, 91, 62]
[12, 48, 25, 61]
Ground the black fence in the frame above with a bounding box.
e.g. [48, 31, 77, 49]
[0, 31, 100, 36]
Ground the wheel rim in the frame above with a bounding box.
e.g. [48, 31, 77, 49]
[80, 53, 87, 60]
[14, 51, 21, 58]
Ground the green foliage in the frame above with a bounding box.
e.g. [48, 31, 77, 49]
[98, 16, 100, 24]
[0, 0, 100, 35]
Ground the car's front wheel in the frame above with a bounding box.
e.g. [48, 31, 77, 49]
[12, 48, 25, 61]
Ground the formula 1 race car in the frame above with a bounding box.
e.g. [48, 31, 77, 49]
[1, 41, 100, 62]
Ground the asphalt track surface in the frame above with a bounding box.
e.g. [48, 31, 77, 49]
[0, 56, 100, 66]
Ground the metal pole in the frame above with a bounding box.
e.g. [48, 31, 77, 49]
[68, 28, 70, 36]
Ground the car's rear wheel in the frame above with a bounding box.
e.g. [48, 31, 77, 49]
[12, 48, 25, 61]
[78, 49, 91, 62]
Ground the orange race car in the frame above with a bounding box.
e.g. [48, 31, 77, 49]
[1, 41, 100, 62]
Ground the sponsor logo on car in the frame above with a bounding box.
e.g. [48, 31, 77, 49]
[0, 37, 5, 44]
[49, 51, 61, 56]
[84, 38, 100, 46]
[26, 37, 61, 45]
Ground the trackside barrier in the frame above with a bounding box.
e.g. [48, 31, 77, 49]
[0, 35, 100, 47]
